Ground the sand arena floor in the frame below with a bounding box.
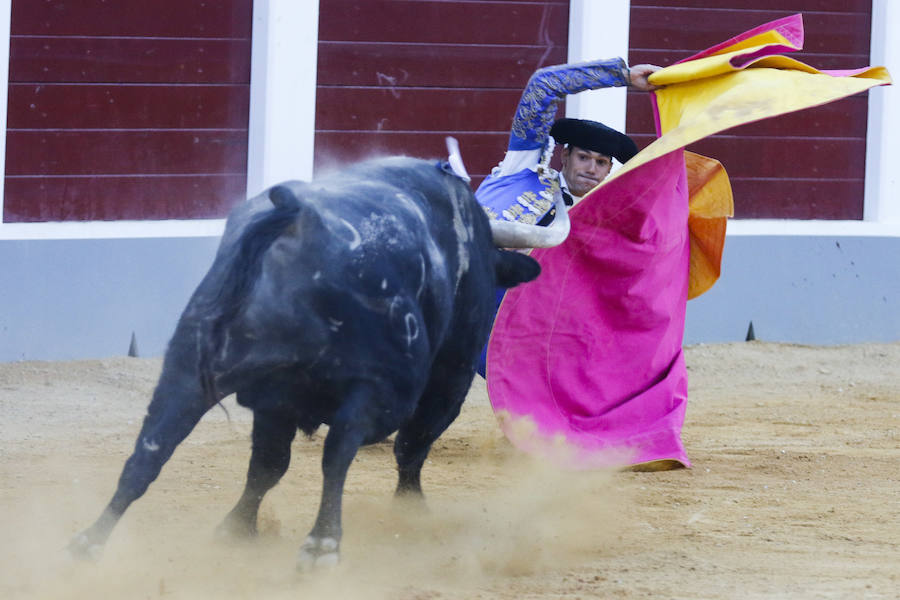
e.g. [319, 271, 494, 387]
[1, 341, 898, 599]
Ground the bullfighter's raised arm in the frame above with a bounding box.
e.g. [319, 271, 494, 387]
[508, 58, 631, 153]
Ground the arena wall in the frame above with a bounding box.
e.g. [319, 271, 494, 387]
[2, 231, 898, 361]
[0, 0, 897, 361]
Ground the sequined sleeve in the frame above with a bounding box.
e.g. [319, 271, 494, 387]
[508, 58, 630, 151]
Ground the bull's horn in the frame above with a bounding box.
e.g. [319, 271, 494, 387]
[445, 136, 471, 182]
[489, 191, 571, 248]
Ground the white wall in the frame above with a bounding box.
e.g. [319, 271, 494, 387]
[245, 0, 319, 196]
[565, 0, 630, 133]
[865, 0, 900, 224]
[0, 0, 897, 360]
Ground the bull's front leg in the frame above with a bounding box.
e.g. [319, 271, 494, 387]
[217, 406, 297, 538]
[68, 375, 210, 560]
[393, 363, 470, 498]
[297, 382, 386, 571]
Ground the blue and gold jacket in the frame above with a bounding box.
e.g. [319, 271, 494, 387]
[476, 58, 629, 224]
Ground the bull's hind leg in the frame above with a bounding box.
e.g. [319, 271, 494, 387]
[217, 407, 297, 538]
[68, 375, 210, 560]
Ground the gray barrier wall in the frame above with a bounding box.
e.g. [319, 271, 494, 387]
[0, 237, 220, 362]
[685, 235, 900, 344]
[1, 234, 898, 362]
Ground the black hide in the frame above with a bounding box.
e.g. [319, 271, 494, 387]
[68, 156, 541, 569]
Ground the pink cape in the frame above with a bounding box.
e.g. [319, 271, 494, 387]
[486, 150, 691, 469]
[483, 13, 891, 470]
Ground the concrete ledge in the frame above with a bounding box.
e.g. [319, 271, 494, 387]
[0, 237, 220, 361]
[727, 219, 900, 238]
[1, 231, 898, 361]
[686, 234, 900, 344]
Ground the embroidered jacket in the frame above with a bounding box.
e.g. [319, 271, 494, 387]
[476, 58, 629, 223]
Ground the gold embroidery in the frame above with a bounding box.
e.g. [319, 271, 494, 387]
[510, 60, 629, 144]
[520, 212, 538, 225]
[482, 170, 564, 224]
[516, 190, 539, 207]
[502, 203, 525, 221]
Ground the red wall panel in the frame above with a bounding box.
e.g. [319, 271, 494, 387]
[627, 2, 872, 220]
[11, 0, 250, 38]
[728, 180, 863, 220]
[315, 1, 570, 181]
[317, 43, 566, 89]
[315, 88, 523, 133]
[9, 37, 251, 84]
[8, 85, 250, 129]
[2, 176, 245, 222]
[314, 131, 507, 176]
[6, 131, 248, 176]
[627, 0, 869, 8]
[318, 0, 567, 45]
[4, 0, 253, 223]
[630, 9, 870, 60]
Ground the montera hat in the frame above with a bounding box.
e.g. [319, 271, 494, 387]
[550, 118, 639, 164]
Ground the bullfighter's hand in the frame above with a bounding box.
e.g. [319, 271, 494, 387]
[628, 64, 663, 91]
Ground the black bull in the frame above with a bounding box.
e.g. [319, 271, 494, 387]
[68, 157, 541, 569]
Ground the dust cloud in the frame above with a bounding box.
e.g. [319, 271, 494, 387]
[2, 342, 899, 598]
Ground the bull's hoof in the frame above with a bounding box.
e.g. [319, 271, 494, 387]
[67, 532, 104, 562]
[296, 536, 339, 571]
[392, 491, 429, 517]
[214, 515, 258, 540]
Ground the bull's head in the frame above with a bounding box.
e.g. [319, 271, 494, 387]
[445, 137, 570, 249]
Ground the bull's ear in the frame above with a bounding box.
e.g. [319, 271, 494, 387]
[436, 160, 456, 177]
[268, 184, 299, 210]
[494, 250, 541, 288]
[436, 160, 472, 187]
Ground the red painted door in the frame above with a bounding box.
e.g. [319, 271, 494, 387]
[4, 0, 253, 223]
[627, 1, 872, 219]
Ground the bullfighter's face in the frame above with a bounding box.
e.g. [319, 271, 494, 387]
[560, 146, 613, 197]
